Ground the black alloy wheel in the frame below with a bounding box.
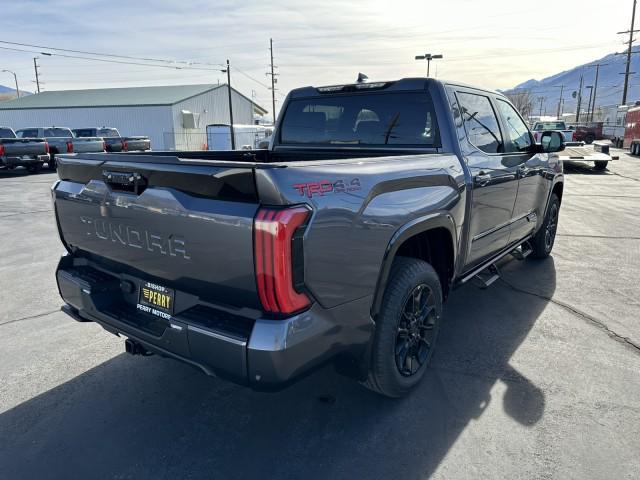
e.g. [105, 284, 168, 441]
[395, 284, 437, 376]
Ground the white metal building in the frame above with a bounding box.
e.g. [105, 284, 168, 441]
[0, 84, 267, 150]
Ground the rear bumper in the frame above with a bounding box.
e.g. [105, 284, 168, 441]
[1, 154, 48, 168]
[56, 255, 374, 389]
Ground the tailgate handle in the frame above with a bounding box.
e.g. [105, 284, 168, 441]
[103, 171, 147, 194]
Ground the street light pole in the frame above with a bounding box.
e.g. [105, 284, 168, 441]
[415, 53, 443, 78]
[1, 70, 19, 98]
[221, 59, 236, 150]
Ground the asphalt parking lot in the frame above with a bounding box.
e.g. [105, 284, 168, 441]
[1, 153, 639, 480]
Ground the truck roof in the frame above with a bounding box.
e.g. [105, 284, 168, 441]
[289, 77, 503, 99]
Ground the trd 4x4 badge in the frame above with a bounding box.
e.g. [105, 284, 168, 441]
[293, 178, 361, 198]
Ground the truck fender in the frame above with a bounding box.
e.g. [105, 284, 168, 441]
[370, 212, 457, 319]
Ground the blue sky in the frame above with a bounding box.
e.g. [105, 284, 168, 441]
[0, 0, 629, 115]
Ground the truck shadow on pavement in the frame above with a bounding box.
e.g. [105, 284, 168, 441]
[0, 257, 556, 480]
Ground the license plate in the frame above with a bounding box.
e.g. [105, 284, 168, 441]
[137, 282, 174, 319]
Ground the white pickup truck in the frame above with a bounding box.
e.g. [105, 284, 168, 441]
[531, 121, 575, 144]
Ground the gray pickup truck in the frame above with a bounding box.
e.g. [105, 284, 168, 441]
[72, 127, 151, 152]
[52, 78, 565, 397]
[16, 127, 104, 170]
[0, 126, 50, 173]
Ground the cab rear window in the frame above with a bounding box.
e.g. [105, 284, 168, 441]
[280, 92, 439, 146]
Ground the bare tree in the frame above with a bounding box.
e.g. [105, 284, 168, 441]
[505, 90, 533, 118]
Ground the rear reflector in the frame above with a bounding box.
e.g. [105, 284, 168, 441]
[254, 206, 311, 315]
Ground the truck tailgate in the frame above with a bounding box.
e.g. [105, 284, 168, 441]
[53, 155, 262, 309]
[1, 138, 48, 156]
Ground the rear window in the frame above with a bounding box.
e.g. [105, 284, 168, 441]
[72, 129, 94, 137]
[16, 129, 39, 138]
[280, 92, 439, 146]
[44, 128, 72, 137]
[0, 128, 15, 138]
[97, 128, 119, 137]
[534, 122, 566, 131]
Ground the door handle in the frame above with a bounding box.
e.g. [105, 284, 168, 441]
[475, 172, 491, 185]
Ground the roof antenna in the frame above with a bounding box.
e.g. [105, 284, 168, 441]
[356, 73, 368, 84]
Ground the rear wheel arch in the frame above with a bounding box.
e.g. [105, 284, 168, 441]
[551, 181, 563, 205]
[371, 215, 456, 319]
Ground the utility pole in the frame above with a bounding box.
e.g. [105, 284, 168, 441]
[556, 84, 565, 119]
[221, 59, 235, 150]
[267, 38, 279, 123]
[538, 96, 545, 117]
[33, 57, 41, 93]
[575, 73, 584, 123]
[587, 63, 608, 121]
[585, 86, 594, 122]
[1, 70, 19, 98]
[619, 0, 638, 105]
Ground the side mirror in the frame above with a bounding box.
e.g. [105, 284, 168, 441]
[540, 131, 565, 153]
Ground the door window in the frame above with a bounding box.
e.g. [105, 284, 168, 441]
[457, 92, 503, 154]
[496, 99, 533, 153]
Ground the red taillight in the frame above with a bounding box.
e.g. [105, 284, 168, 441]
[66, 141, 74, 153]
[123, 140, 128, 151]
[572, 131, 577, 141]
[254, 206, 311, 315]
[0, 144, 5, 156]
[103, 140, 107, 152]
[44, 142, 49, 154]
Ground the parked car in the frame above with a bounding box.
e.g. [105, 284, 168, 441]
[531, 120, 575, 143]
[15, 127, 105, 169]
[72, 127, 151, 152]
[0, 126, 50, 174]
[52, 78, 565, 398]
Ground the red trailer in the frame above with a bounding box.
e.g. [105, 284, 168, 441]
[624, 105, 640, 154]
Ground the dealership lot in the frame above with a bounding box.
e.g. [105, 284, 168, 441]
[1, 154, 639, 479]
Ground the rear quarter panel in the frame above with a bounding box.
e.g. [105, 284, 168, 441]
[256, 154, 466, 309]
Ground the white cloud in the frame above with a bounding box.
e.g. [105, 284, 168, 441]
[0, 0, 626, 114]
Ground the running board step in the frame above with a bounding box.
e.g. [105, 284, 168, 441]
[473, 264, 500, 289]
[510, 243, 533, 260]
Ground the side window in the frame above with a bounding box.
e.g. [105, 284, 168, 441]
[496, 99, 532, 153]
[456, 92, 503, 154]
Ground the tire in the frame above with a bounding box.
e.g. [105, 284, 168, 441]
[363, 257, 443, 398]
[594, 161, 608, 171]
[584, 134, 595, 144]
[48, 156, 56, 170]
[26, 164, 42, 174]
[529, 193, 560, 259]
[632, 143, 638, 156]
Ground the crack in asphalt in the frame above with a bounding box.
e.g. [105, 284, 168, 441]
[0, 309, 60, 327]
[498, 278, 640, 355]
[556, 233, 640, 240]
[611, 172, 640, 183]
[0, 209, 53, 219]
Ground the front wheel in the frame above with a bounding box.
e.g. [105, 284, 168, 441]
[363, 257, 443, 398]
[594, 161, 608, 171]
[529, 193, 560, 259]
